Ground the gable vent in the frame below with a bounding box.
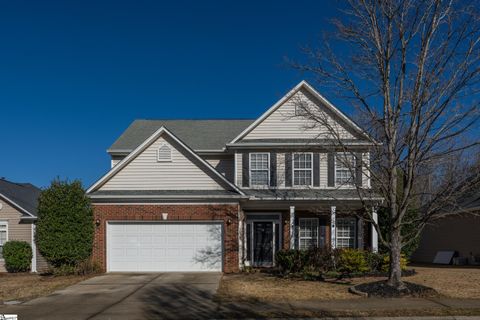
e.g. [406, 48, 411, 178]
[157, 145, 172, 162]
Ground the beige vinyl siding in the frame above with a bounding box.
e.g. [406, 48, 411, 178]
[100, 134, 226, 191]
[243, 88, 355, 141]
[203, 155, 234, 183]
[235, 152, 242, 187]
[0, 199, 32, 272]
[412, 213, 480, 263]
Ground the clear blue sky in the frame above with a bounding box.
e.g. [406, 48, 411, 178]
[0, 0, 341, 188]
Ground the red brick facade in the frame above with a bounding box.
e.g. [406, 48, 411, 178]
[92, 203, 240, 273]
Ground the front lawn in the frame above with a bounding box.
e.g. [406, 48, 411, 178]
[0, 273, 91, 302]
[218, 265, 480, 301]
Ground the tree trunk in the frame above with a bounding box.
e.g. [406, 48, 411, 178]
[387, 227, 405, 289]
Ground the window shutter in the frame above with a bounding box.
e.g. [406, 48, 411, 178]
[327, 152, 335, 187]
[285, 153, 292, 187]
[356, 217, 364, 249]
[313, 153, 320, 187]
[355, 152, 363, 187]
[242, 152, 249, 187]
[270, 152, 277, 187]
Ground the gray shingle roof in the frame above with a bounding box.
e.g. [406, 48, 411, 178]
[108, 119, 254, 152]
[0, 179, 41, 217]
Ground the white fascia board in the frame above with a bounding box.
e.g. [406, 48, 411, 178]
[226, 142, 377, 148]
[88, 127, 245, 195]
[229, 80, 379, 144]
[89, 194, 246, 199]
[0, 193, 36, 218]
[247, 196, 385, 201]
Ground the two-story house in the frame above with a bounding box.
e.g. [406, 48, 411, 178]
[87, 81, 382, 273]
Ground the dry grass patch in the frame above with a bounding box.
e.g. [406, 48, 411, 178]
[218, 272, 368, 301]
[407, 265, 480, 298]
[0, 273, 91, 302]
[218, 266, 480, 302]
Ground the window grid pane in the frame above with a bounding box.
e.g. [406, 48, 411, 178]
[250, 153, 269, 186]
[336, 218, 355, 249]
[335, 154, 356, 186]
[299, 218, 319, 250]
[293, 153, 313, 186]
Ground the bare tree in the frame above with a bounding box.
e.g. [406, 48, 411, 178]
[292, 0, 480, 289]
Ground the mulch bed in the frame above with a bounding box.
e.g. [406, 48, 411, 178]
[353, 280, 437, 298]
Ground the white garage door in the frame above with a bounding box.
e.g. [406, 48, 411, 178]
[107, 222, 223, 272]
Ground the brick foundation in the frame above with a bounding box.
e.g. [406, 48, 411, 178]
[92, 204, 240, 273]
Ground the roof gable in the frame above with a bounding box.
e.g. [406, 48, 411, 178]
[230, 81, 375, 144]
[88, 127, 244, 194]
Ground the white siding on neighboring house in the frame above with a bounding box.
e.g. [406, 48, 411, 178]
[203, 155, 235, 183]
[100, 135, 227, 191]
[242, 89, 355, 141]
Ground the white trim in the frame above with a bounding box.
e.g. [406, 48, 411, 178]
[292, 152, 313, 187]
[229, 80, 377, 144]
[89, 194, 245, 199]
[371, 207, 378, 253]
[234, 152, 238, 186]
[0, 193, 37, 218]
[87, 126, 245, 196]
[91, 202, 241, 205]
[330, 206, 336, 249]
[249, 152, 270, 188]
[290, 206, 295, 249]
[31, 223, 37, 273]
[0, 220, 8, 260]
[244, 212, 282, 267]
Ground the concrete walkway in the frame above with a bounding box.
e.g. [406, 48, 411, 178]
[0, 273, 479, 319]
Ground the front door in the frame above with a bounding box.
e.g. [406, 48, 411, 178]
[253, 222, 273, 267]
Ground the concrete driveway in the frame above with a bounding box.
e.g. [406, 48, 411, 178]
[0, 272, 223, 320]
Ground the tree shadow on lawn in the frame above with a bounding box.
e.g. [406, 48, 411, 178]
[140, 282, 337, 319]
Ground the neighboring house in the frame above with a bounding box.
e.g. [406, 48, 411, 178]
[87, 81, 383, 273]
[0, 178, 48, 272]
[412, 184, 480, 264]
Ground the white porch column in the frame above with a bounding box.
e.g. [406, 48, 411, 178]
[371, 206, 379, 253]
[330, 206, 336, 249]
[289, 206, 295, 249]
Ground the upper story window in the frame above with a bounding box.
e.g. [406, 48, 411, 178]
[249, 153, 269, 186]
[335, 153, 356, 186]
[293, 153, 313, 186]
[299, 218, 318, 250]
[0, 222, 7, 259]
[157, 145, 172, 162]
[336, 218, 356, 249]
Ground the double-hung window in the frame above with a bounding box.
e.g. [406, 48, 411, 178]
[299, 218, 318, 250]
[335, 153, 356, 186]
[250, 153, 270, 187]
[336, 218, 356, 248]
[293, 153, 313, 186]
[0, 222, 7, 259]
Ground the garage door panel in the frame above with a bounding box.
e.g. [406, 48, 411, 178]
[107, 222, 223, 272]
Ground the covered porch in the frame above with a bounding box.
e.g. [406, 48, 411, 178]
[238, 200, 379, 268]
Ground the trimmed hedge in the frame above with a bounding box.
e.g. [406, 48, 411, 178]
[36, 179, 94, 268]
[3, 241, 32, 273]
[275, 248, 408, 277]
